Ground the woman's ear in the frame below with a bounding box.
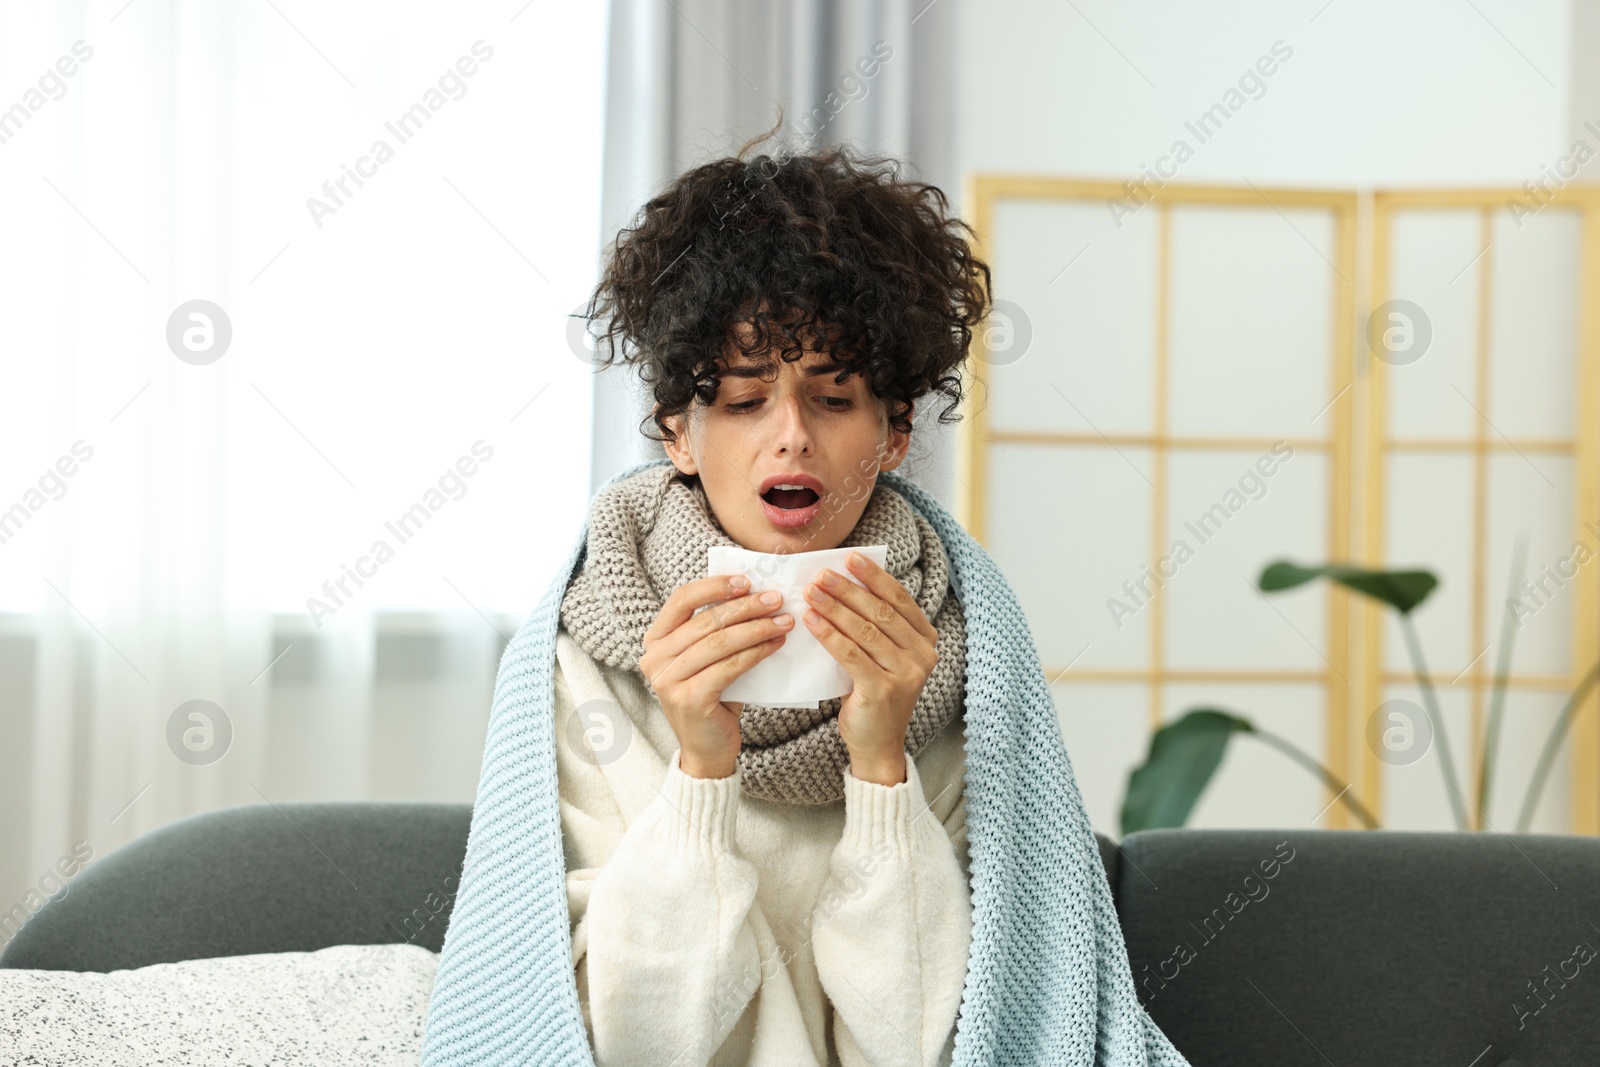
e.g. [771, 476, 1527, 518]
[880, 400, 913, 472]
[660, 407, 699, 475]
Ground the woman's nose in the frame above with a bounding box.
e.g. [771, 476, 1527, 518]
[771, 392, 814, 454]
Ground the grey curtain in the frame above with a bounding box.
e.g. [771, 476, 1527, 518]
[589, 0, 960, 506]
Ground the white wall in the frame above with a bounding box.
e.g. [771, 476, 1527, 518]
[954, 0, 1571, 188]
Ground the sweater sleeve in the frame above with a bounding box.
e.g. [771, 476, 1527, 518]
[810, 755, 974, 1067]
[573, 747, 821, 1067]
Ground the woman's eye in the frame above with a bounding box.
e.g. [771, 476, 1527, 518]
[724, 396, 851, 412]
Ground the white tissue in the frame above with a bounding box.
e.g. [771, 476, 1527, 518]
[706, 543, 890, 708]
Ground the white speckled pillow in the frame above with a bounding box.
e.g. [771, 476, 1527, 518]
[0, 942, 438, 1065]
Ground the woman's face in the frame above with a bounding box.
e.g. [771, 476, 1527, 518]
[661, 331, 911, 555]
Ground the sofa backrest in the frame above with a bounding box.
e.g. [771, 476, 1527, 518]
[18, 801, 1594, 1067]
[0, 801, 473, 972]
[1113, 828, 1600, 1065]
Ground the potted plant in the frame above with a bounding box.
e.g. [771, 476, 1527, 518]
[1120, 541, 1600, 834]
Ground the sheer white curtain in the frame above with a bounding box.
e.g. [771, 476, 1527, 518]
[0, 0, 606, 910]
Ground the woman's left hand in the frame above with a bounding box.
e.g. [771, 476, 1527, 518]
[803, 551, 939, 786]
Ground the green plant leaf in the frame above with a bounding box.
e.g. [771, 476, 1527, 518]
[1259, 560, 1439, 615]
[1120, 708, 1253, 834]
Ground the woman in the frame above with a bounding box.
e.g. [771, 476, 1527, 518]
[421, 132, 1191, 1067]
[556, 132, 982, 1066]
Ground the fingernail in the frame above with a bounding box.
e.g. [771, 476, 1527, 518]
[760, 590, 782, 605]
[818, 570, 839, 589]
[848, 552, 867, 569]
[730, 575, 749, 591]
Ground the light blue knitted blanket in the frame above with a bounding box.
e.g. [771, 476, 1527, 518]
[420, 457, 1191, 1066]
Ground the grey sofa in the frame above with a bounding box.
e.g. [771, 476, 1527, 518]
[3, 801, 1597, 1066]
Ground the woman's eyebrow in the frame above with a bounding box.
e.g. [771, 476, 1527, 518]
[720, 360, 851, 379]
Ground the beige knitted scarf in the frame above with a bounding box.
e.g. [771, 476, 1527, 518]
[558, 463, 966, 805]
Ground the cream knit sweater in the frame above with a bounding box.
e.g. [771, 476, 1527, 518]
[553, 625, 974, 1067]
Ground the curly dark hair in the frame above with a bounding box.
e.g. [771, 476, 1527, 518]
[578, 115, 993, 448]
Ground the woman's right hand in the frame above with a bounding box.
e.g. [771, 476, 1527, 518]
[640, 575, 794, 779]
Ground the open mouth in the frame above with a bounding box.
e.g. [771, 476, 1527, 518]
[761, 485, 821, 510]
[758, 476, 825, 528]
